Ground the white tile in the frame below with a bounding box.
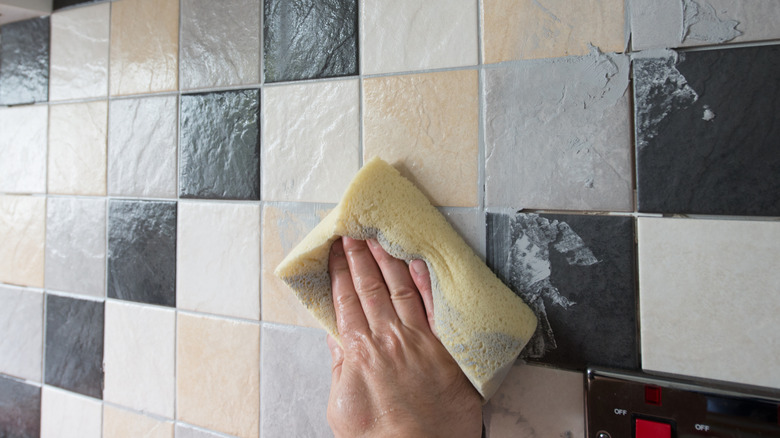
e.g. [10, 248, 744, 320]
[177, 202, 261, 320]
[483, 364, 584, 438]
[108, 95, 178, 198]
[639, 217, 780, 389]
[262, 79, 359, 203]
[49, 3, 110, 100]
[41, 386, 102, 438]
[361, 0, 478, 74]
[45, 197, 106, 297]
[103, 300, 175, 418]
[0, 286, 43, 382]
[0, 105, 47, 194]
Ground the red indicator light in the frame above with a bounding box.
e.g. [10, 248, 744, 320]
[645, 385, 662, 406]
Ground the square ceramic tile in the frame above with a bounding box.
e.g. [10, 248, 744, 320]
[0, 375, 41, 438]
[177, 202, 260, 320]
[108, 95, 178, 198]
[181, 0, 260, 89]
[103, 301, 175, 418]
[45, 197, 106, 298]
[634, 46, 780, 216]
[264, 0, 357, 82]
[440, 208, 486, 261]
[179, 90, 261, 200]
[363, 70, 479, 207]
[44, 294, 104, 399]
[107, 200, 177, 307]
[40, 387, 101, 438]
[177, 313, 260, 438]
[0, 105, 47, 194]
[483, 364, 584, 438]
[361, 0, 477, 74]
[0, 286, 43, 382]
[261, 324, 332, 438]
[639, 217, 780, 389]
[631, 0, 780, 50]
[109, 0, 178, 95]
[262, 79, 359, 202]
[103, 405, 174, 438]
[0, 195, 45, 288]
[484, 51, 633, 211]
[0, 17, 49, 105]
[262, 203, 329, 328]
[175, 424, 226, 438]
[482, 0, 625, 64]
[49, 3, 110, 100]
[487, 212, 637, 370]
[48, 101, 108, 196]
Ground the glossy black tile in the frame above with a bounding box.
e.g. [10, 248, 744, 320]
[635, 45, 780, 216]
[53, 0, 106, 10]
[0, 17, 50, 105]
[0, 375, 40, 438]
[487, 212, 637, 371]
[179, 89, 261, 200]
[108, 200, 177, 307]
[44, 295, 104, 399]
[264, 0, 358, 83]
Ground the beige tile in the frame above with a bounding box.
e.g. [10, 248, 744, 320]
[50, 3, 110, 100]
[261, 204, 328, 329]
[0, 195, 45, 288]
[482, 0, 626, 63]
[48, 101, 107, 196]
[262, 79, 360, 203]
[363, 70, 479, 207]
[41, 386, 102, 438]
[103, 405, 174, 438]
[110, 0, 179, 95]
[177, 313, 260, 438]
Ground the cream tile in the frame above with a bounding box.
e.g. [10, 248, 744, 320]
[262, 204, 328, 329]
[262, 79, 359, 203]
[361, 0, 478, 74]
[103, 405, 174, 438]
[0, 105, 47, 194]
[363, 70, 479, 207]
[177, 313, 260, 438]
[175, 424, 226, 438]
[40, 386, 102, 438]
[0, 195, 45, 288]
[483, 364, 584, 437]
[108, 95, 178, 198]
[177, 202, 261, 320]
[482, 0, 626, 63]
[639, 217, 780, 389]
[0, 286, 43, 382]
[45, 197, 106, 297]
[49, 3, 110, 100]
[104, 300, 175, 418]
[48, 101, 108, 196]
[110, 0, 179, 95]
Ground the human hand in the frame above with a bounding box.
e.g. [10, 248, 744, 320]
[326, 236, 482, 438]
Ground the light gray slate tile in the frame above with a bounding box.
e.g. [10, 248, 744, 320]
[0, 286, 43, 382]
[484, 51, 633, 212]
[440, 208, 486, 261]
[0, 105, 47, 194]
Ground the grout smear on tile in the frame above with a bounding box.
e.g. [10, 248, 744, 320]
[682, 0, 742, 44]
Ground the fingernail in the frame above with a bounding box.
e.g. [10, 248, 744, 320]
[411, 259, 426, 275]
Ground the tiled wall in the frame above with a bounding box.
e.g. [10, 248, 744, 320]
[1, 0, 779, 437]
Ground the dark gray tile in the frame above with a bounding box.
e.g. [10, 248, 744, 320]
[487, 212, 637, 371]
[264, 0, 358, 83]
[44, 295, 104, 399]
[635, 45, 780, 216]
[108, 200, 177, 307]
[179, 89, 261, 200]
[0, 17, 50, 105]
[53, 0, 106, 10]
[0, 375, 40, 438]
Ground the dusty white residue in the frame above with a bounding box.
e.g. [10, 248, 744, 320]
[682, 0, 742, 44]
[702, 105, 716, 121]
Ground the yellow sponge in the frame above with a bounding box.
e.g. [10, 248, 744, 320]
[275, 157, 537, 400]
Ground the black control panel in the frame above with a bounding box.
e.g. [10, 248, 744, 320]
[586, 368, 780, 438]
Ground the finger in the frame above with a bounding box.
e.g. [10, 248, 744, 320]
[410, 259, 437, 336]
[342, 236, 399, 329]
[366, 239, 429, 330]
[326, 335, 344, 381]
[329, 238, 369, 336]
